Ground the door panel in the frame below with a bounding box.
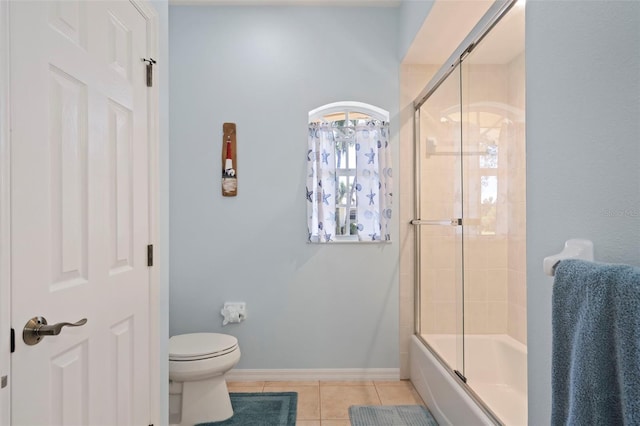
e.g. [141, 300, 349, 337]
[459, 0, 526, 395]
[416, 68, 464, 373]
[108, 98, 134, 275]
[50, 343, 89, 425]
[10, 2, 150, 424]
[49, 64, 89, 291]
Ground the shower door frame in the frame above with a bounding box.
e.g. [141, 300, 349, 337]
[413, 72, 504, 426]
[412, 93, 466, 375]
[411, 0, 520, 424]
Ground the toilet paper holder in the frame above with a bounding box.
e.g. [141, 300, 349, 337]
[221, 302, 247, 326]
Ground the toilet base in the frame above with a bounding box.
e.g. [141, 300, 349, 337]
[179, 375, 233, 425]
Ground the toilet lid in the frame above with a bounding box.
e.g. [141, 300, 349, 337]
[169, 333, 238, 361]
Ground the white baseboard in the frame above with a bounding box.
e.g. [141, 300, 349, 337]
[226, 368, 400, 382]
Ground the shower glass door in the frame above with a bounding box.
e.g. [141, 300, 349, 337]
[460, 4, 526, 418]
[413, 2, 526, 423]
[415, 68, 464, 375]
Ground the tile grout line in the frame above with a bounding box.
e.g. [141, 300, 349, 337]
[317, 383, 322, 422]
[373, 381, 383, 406]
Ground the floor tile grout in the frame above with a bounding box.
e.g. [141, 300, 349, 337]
[372, 382, 382, 406]
[318, 384, 322, 421]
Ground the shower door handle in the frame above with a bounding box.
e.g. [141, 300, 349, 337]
[410, 218, 462, 226]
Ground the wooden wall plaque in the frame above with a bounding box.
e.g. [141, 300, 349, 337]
[221, 123, 237, 196]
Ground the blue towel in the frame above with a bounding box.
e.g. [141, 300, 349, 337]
[552, 259, 640, 425]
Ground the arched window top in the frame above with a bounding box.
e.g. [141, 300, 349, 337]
[308, 101, 389, 123]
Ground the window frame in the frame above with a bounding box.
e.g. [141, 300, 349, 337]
[308, 101, 390, 243]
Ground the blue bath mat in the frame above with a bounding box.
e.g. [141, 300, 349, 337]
[197, 392, 297, 426]
[349, 405, 439, 426]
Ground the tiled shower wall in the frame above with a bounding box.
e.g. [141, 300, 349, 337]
[506, 52, 527, 345]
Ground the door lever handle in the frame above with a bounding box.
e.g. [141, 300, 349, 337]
[23, 316, 87, 346]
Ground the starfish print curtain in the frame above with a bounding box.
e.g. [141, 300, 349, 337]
[354, 120, 392, 241]
[307, 123, 337, 242]
[307, 120, 392, 242]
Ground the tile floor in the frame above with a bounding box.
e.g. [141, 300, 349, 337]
[227, 380, 426, 426]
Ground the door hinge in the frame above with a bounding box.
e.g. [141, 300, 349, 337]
[147, 244, 153, 267]
[10, 328, 15, 353]
[142, 58, 156, 87]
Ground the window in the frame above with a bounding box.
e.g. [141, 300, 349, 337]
[306, 102, 392, 243]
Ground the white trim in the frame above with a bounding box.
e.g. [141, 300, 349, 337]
[226, 368, 400, 382]
[0, 1, 10, 424]
[129, 1, 161, 425]
[308, 101, 389, 122]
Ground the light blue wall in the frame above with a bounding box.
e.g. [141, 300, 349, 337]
[526, 1, 640, 423]
[398, 0, 434, 61]
[169, 6, 400, 369]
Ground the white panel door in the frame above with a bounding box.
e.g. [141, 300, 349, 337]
[10, 1, 151, 425]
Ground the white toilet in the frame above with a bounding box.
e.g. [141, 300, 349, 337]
[169, 333, 241, 425]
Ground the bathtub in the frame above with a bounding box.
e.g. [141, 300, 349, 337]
[410, 334, 527, 426]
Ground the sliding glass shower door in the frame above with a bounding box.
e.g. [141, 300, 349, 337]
[414, 68, 464, 376]
[414, 2, 526, 423]
[459, 6, 526, 420]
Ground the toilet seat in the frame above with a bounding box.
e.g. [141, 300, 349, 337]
[169, 333, 238, 361]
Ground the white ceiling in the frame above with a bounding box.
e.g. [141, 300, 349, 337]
[467, 2, 525, 64]
[403, 0, 494, 65]
[403, 0, 525, 65]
